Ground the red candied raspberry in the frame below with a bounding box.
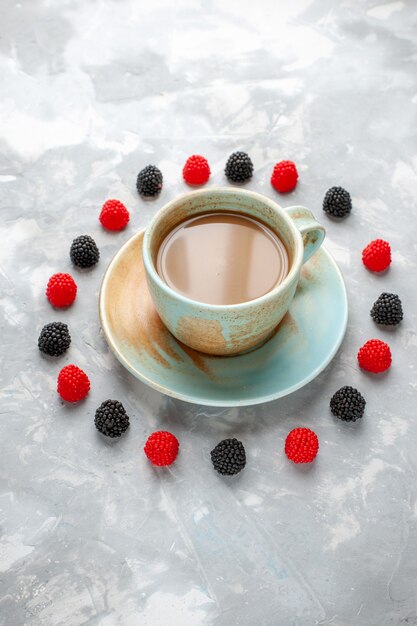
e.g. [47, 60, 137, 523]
[285, 427, 319, 463]
[99, 199, 130, 231]
[357, 339, 392, 373]
[57, 365, 90, 402]
[362, 239, 391, 272]
[46, 273, 77, 308]
[271, 160, 298, 193]
[182, 155, 211, 186]
[144, 431, 179, 466]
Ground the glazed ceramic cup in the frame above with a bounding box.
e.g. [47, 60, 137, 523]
[143, 188, 325, 356]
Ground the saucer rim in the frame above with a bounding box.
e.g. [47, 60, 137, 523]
[99, 229, 348, 407]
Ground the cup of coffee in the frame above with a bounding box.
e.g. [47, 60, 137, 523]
[143, 188, 325, 356]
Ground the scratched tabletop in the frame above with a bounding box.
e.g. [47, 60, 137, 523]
[1, 1, 417, 625]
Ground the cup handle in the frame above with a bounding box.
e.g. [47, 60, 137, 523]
[286, 206, 326, 265]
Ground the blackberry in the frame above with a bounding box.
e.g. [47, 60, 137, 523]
[94, 399, 130, 438]
[38, 322, 71, 357]
[136, 165, 163, 197]
[225, 151, 253, 183]
[210, 438, 246, 475]
[330, 386, 366, 422]
[70, 235, 100, 268]
[371, 293, 403, 326]
[322, 186, 352, 218]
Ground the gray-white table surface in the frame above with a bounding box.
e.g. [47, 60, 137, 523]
[1, 1, 417, 624]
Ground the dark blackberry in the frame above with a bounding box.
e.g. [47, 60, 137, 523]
[94, 399, 130, 438]
[330, 386, 366, 422]
[136, 165, 163, 197]
[38, 322, 71, 357]
[323, 186, 352, 218]
[224, 151, 253, 183]
[371, 293, 403, 326]
[210, 438, 246, 475]
[70, 235, 100, 268]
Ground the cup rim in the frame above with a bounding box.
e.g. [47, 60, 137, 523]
[143, 187, 304, 311]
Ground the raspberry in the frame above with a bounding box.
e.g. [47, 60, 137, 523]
[136, 165, 163, 197]
[362, 239, 391, 272]
[357, 339, 392, 373]
[46, 273, 77, 308]
[322, 186, 352, 218]
[57, 365, 90, 402]
[95, 400, 130, 438]
[270, 160, 298, 193]
[99, 199, 130, 231]
[330, 386, 366, 422]
[225, 151, 253, 183]
[182, 155, 211, 185]
[285, 428, 319, 464]
[210, 438, 246, 475]
[38, 322, 71, 357]
[70, 235, 100, 268]
[371, 293, 403, 326]
[144, 431, 179, 466]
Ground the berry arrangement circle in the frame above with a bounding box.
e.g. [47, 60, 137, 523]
[38, 152, 404, 475]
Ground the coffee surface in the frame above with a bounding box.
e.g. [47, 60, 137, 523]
[156, 212, 289, 305]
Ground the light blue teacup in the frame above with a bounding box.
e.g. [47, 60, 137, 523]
[143, 188, 325, 355]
